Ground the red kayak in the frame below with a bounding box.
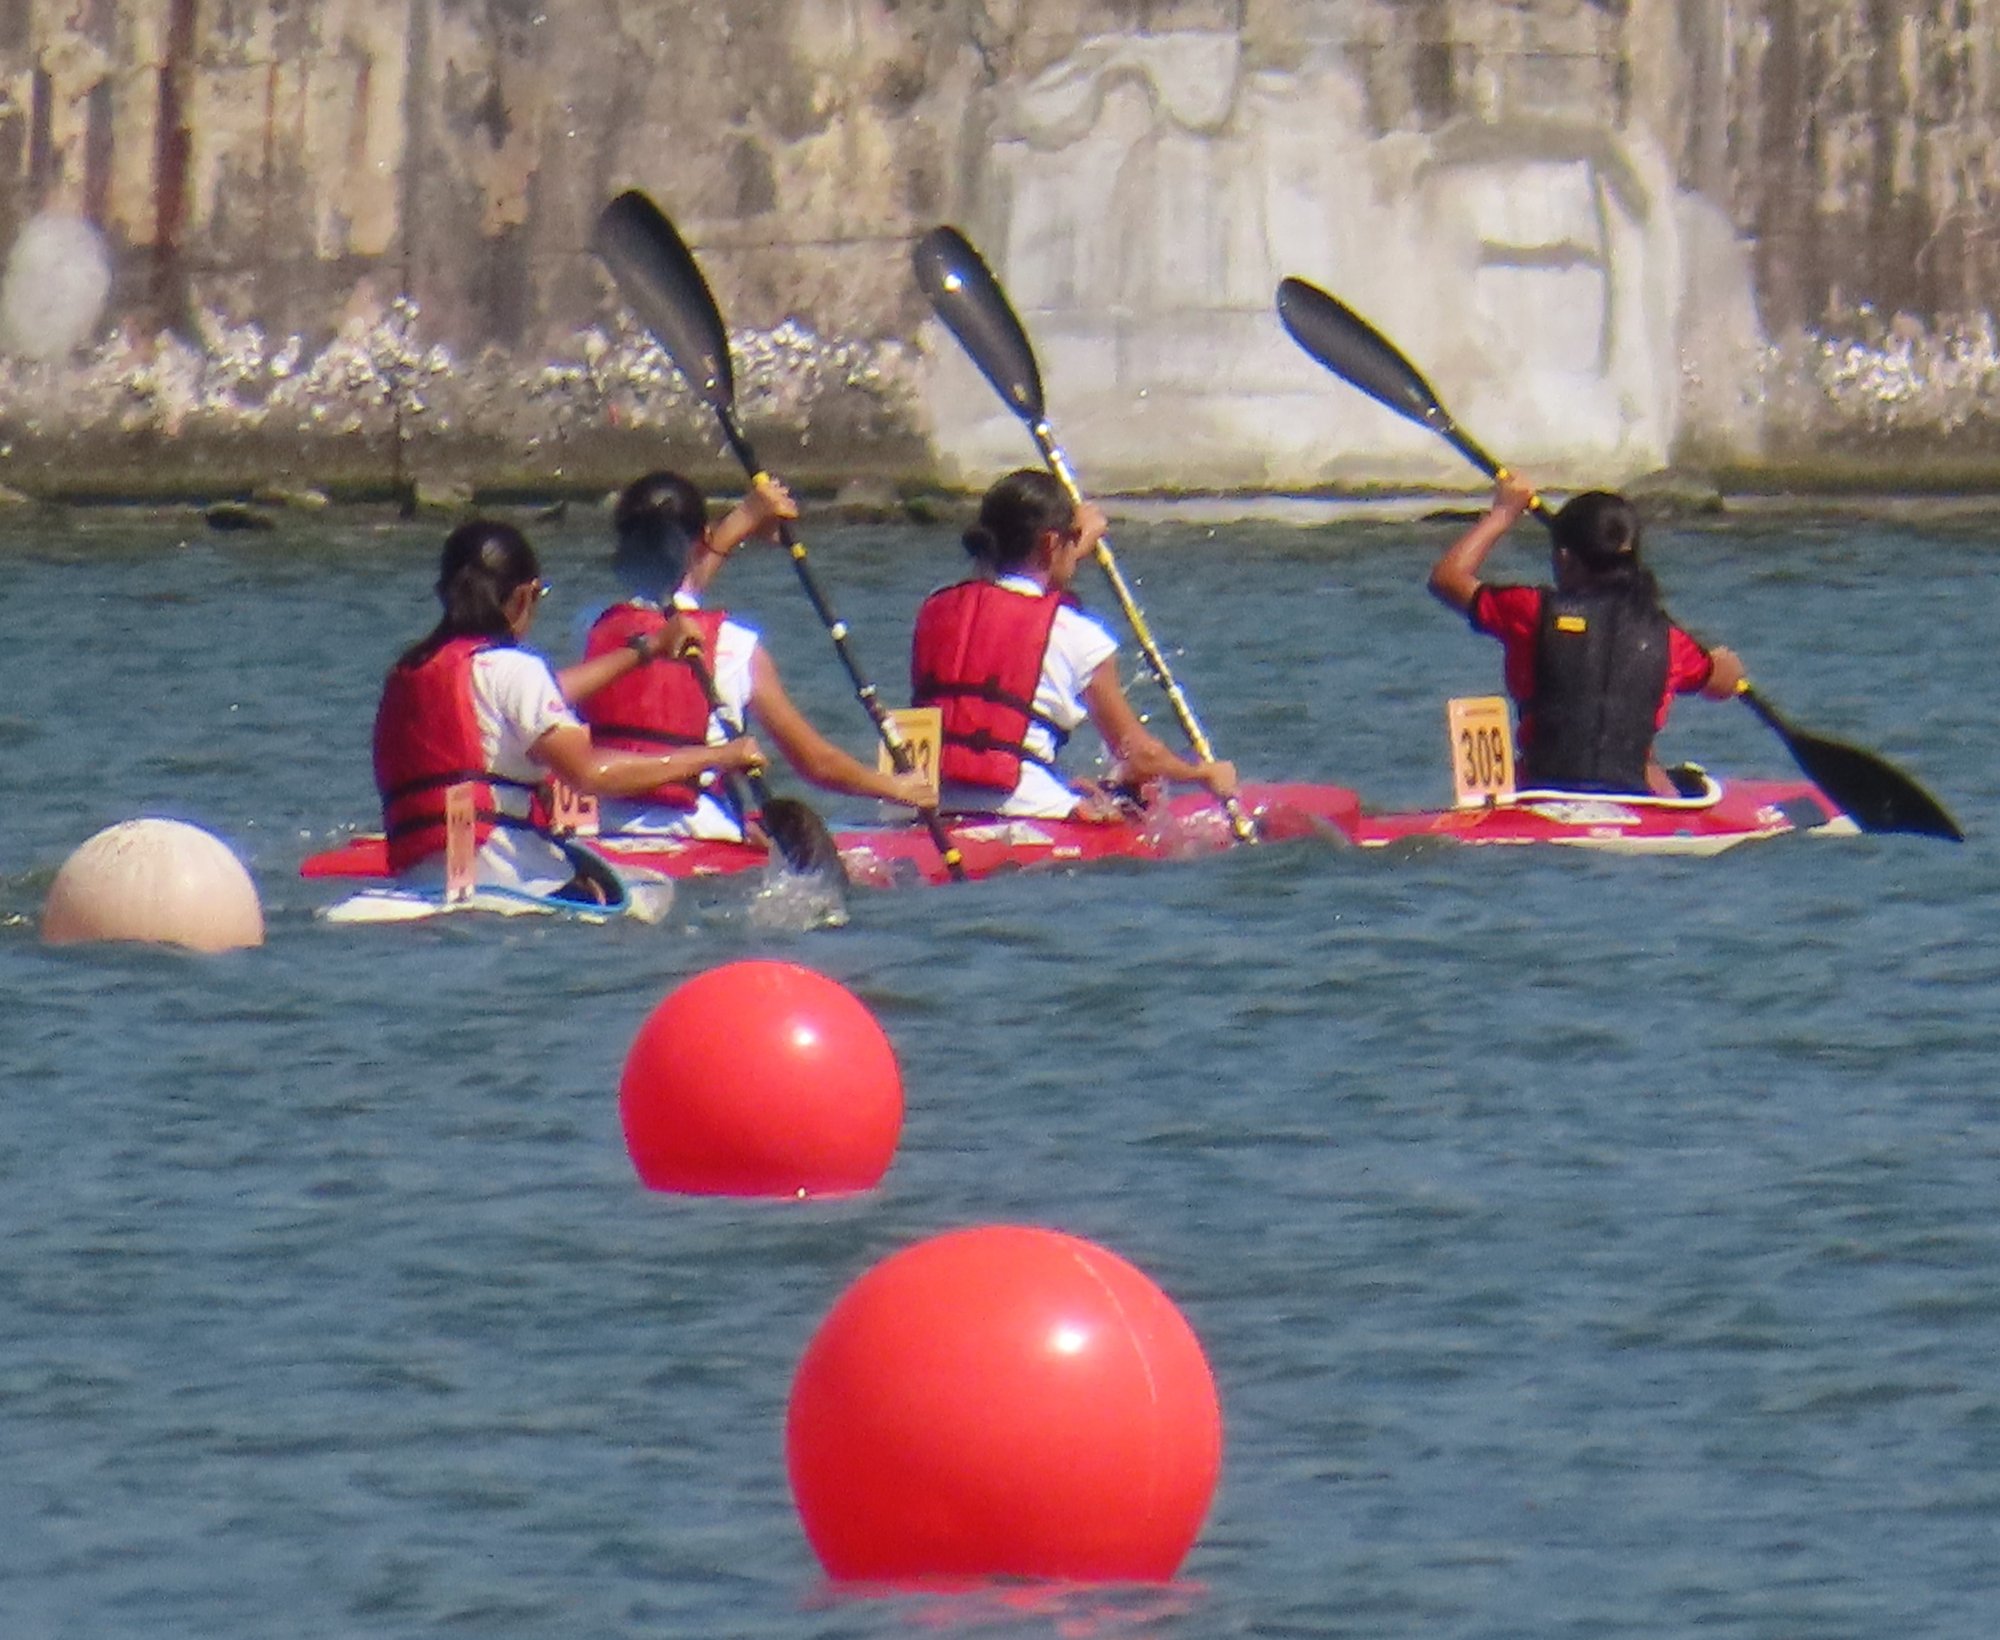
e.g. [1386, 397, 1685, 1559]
[297, 782, 1364, 889]
[298, 771, 1855, 898]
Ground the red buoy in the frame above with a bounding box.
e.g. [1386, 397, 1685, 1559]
[786, 1225, 1222, 1582]
[618, 960, 902, 1197]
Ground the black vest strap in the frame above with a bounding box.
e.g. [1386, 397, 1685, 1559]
[941, 724, 1068, 772]
[585, 723, 710, 750]
[381, 768, 541, 802]
[383, 808, 541, 841]
[912, 674, 1071, 745]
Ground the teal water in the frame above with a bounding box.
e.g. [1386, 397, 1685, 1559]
[2, 506, 1996, 1639]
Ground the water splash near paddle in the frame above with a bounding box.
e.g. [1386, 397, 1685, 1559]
[748, 859, 850, 932]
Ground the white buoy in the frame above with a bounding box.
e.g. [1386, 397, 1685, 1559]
[42, 819, 264, 953]
[0, 213, 112, 361]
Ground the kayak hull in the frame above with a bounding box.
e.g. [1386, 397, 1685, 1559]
[298, 775, 1852, 896]
[299, 783, 1363, 889]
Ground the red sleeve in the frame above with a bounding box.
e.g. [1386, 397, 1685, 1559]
[1666, 625, 1715, 695]
[1468, 583, 1541, 643]
[1468, 584, 1544, 709]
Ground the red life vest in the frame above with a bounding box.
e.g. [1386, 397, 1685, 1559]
[372, 636, 542, 873]
[576, 604, 729, 810]
[910, 579, 1069, 792]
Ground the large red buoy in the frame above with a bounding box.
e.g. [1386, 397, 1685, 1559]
[618, 959, 902, 1197]
[787, 1225, 1222, 1582]
[41, 818, 264, 952]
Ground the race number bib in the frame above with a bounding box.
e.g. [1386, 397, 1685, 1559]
[443, 783, 477, 902]
[1448, 696, 1516, 807]
[877, 707, 942, 785]
[544, 777, 600, 837]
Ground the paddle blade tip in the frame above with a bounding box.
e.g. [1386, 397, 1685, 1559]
[912, 223, 1045, 422]
[589, 189, 736, 409]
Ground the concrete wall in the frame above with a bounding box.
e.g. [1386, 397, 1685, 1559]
[0, 0, 1997, 497]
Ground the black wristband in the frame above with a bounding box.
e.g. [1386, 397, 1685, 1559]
[626, 633, 652, 663]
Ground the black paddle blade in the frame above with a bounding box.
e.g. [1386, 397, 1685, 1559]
[762, 797, 851, 883]
[1740, 689, 1962, 840]
[591, 190, 736, 411]
[1276, 276, 1454, 436]
[913, 226, 1045, 422]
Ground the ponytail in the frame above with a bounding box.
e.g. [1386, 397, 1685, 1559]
[965, 469, 1072, 573]
[399, 518, 540, 667]
[612, 470, 705, 599]
[1551, 491, 1662, 611]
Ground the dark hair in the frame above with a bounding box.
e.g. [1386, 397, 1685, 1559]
[399, 518, 540, 666]
[612, 470, 704, 599]
[962, 468, 1072, 572]
[1550, 490, 1662, 607]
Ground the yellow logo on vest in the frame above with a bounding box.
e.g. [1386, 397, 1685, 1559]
[1554, 614, 1588, 633]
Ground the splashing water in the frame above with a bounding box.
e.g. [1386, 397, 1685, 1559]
[747, 861, 849, 931]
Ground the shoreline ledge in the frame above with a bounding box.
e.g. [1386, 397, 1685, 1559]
[2, 462, 2000, 529]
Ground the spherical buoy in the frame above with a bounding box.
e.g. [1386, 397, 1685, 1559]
[618, 960, 902, 1197]
[41, 818, 264, 952]
[787, 1225, 1222, 1582]
[0, 212, 112, 361]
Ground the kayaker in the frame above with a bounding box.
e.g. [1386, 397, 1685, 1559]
[576, 470, 935, 839]
[373, 518, 764, 899]
[1427, 475, 1746, 795]
[911, 468, 1238, 820]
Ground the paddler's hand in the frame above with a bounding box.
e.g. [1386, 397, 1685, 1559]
[735, 475, 799, 543]
[1492, 471, 1537, 521]
[1070, 500, 1110, 553]
[1701, 644, 1746, 699]
[881, 769, 937, 810]
[647, 613, 700, 662]
[1197, 759, 1239, 801]
[716, 735, 767, 775]
[1071, 784, 1129, 824]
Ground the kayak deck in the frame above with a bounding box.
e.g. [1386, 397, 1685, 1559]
[1350, 777, 1855, 854]
[318, 876, 677, 925]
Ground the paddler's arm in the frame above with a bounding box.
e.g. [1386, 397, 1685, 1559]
[1428, 471, 1538, 612]
[552, 613, 696, 705]
[528, 720, 765, 799]
[745, 648, 936, 809]
[1082, 661, 1238, 800]
[1699, 644, 1746, 700]
[678, 475, 799, 599]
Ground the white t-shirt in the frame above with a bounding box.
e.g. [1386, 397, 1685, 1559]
[596, 599, 763, 839]
[473, 646, 579, 789]
[395, 645, 582, 893]
[936, 574, 1120, 820]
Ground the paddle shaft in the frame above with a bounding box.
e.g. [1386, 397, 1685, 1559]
[711, 408, 967, 881]
[1030, 426, 1259, 844]
[672, 635, 778, 825]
